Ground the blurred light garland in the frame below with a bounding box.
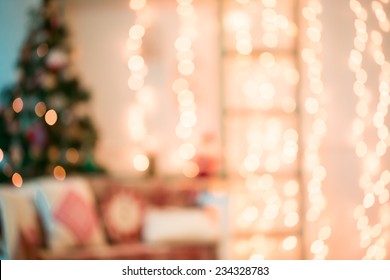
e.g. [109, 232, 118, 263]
[173, 0, 199, 177]
[226, 0, 300, 259]
[350, 0, 390, 260]
[128, 0, 154, 173]
[301, 0, 330, 259]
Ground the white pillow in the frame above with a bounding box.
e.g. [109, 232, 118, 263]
[35, 176, 105, 250]
[142, 207, 218, 245]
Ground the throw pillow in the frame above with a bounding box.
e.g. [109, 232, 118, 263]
[34, 177, 105, 250]
[100, 186, 143, 243]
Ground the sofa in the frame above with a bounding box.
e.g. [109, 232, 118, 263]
[0, 176, 221, 260]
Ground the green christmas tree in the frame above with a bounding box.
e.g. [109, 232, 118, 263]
[0, 0, 103, 184]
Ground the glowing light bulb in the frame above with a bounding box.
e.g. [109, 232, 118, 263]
[12, 98, 23, 113]
[12, 173, 23, 187]
[133, 154, 149, 171]
[45, 109, 58, 126]
[53, 166, 66, 181]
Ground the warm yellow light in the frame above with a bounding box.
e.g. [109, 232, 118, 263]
[129, 24, 145, 39]
[249, 254, 265, 260]
[12, 97, 23, 113]
[176, 4, 194, 17]
[283, 199, 298, 214]
[225, 11, 250, 31]
[53, 165, 66, 181]
[127, 38, 142, 51]
[376, 141, 386, 156]
[306, 207, 320, 222]
[303, 7, 316, 21]
[352, 118, 365, 135]
[236, 41, 252, 55]
[282, 236, 297, 251]
[263, 204, 279, 220]
[180, 111, 197, 128]
[259, 83, 275, 100]
[259, 52, 275, 68]
[354, 205, 365, 219]
[262, 32, 278, 48]
[66, 148, 80, 164]
[372, 224, 383, 238]
[310, 240, 325, 255]
[357, 215, 369, 230]
[356, 100, 368, 117]
[318, 226, 332, 240]
[284, 180, 299, 197]
[243, 154, 260, 172]
[128, 55, 145, 72]
[35, 102, 46, 117]
[12, 173, 23, 187]
[175, 124, 192, 139]
[45, 109, 58, 126]
[182, 161, 199, 178]
[264, 156, 280, 173]
[284, 212, 299, 227]
[307, 26, 321, 42]
[179, 143, 196, 160]
[172, 78, 189, 93]
[305, 97, 319, 114]
[281, 97, 296, 113]
[129, 0, 146, 11]
[242, 206, 259, 222]
[178, 59, 195, 76]
[175, 36, 192, 51]
[177, 90, 195, 106]
[0, 148, 3, 162]
[128, 74, 144, 90]
[234, 239, 251, 256]
[133, 154, 149, 171]
[301, 48, 315, 64]
[378, 189, 389, 204]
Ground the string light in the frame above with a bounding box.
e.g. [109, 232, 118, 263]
[351, 0, 390, 260]
[128, 0, 155, 173]
[302, 0, 330, 259]
[53, 165, 66, 181]
[224, 0, 300, 259]
[12, 97, 23, 113]
[11, 172, 23, 187]
[173, 0, 199, 177]
[65, 148, 79, 164]
[34, 102, 46, 117]
[44, 109, 57, 126]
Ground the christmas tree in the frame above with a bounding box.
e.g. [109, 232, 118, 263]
[0, 0, 103, 184]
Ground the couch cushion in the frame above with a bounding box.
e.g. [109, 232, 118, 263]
[34, 177, 105, 250]
[142, 207, 218, 245]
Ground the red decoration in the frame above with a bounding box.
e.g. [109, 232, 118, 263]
[54, 190, 97, 245]
[100, 187, 143, 243]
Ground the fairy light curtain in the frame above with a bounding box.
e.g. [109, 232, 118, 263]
[350, 0, 390, 260]
[124, 0, 390, 259]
